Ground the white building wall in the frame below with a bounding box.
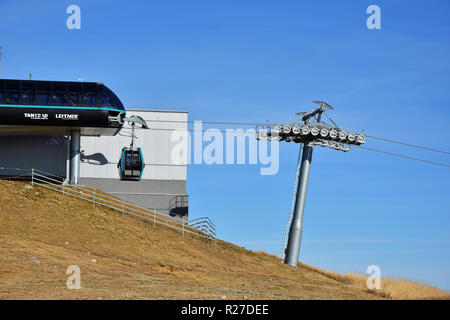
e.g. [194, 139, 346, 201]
[80, 109, 188, 181]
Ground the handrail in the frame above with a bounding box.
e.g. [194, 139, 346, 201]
[61, 183, 189, 227]
[1, 165, 217, 241]
[190, 217, 216, 229]
[29, 170, 217, 242]
[189, 220, 217, 234]
[33, 176, 190, 232]
[33, 179, 215, 241]
[194, 225, 216, 238]
[34, 168, 65, 181]
[34, 173, 66, 185]
[190, 216, 216, 228]
[188, 218, 217, 237]
[189, 217, 217, 231]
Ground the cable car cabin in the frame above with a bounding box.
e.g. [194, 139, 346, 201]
[118, 147, 145, 180]
[0, 79, 126, 136]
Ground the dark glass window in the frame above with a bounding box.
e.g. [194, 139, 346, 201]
[6, 81, 19, 91]
[100, 86, 124, 110]
[22, 82, 34, 91]
[61, 94, 69, 106]
[67, 83, 82, 106]
[68, 83, 82, 94]
[20, 92, 34, 105]
[6, 91, 19, 104]
[4, 81, 19, 104]
[37, 93, 49, 105]
[83, 83, 97, 106]
[83, 94, 98, 106]
[91, 94, 99, 106]
[82, 95, 90, 106]
[51, 93, 69, 106]
[0, 80, 124, 109]
[99, 94, 112, 108]
[53, 83, 65, 92]
[68, 94, 79, 106]
[133, 152, 142, 169]
[51, 94, 61, 105]
[36, 82, 51, 94]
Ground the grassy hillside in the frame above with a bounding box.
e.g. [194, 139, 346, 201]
[0, 180, 448, 300]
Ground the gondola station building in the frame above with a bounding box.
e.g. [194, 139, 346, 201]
[0, 79, 189, 220]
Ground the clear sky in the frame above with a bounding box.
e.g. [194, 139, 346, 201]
[1, 0, 449, 290]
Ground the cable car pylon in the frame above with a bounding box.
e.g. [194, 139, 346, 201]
[256, 101, 366, 266]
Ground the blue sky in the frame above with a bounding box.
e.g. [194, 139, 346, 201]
[1, 0, 449, 290]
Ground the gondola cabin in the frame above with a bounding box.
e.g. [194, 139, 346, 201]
[118, 147, 145, 180]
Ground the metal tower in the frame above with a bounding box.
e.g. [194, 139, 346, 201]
[257, 101, 366, 266]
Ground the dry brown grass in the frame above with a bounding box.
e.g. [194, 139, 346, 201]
[0, 180, 447, 300]
[343, 272, 450, 300]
